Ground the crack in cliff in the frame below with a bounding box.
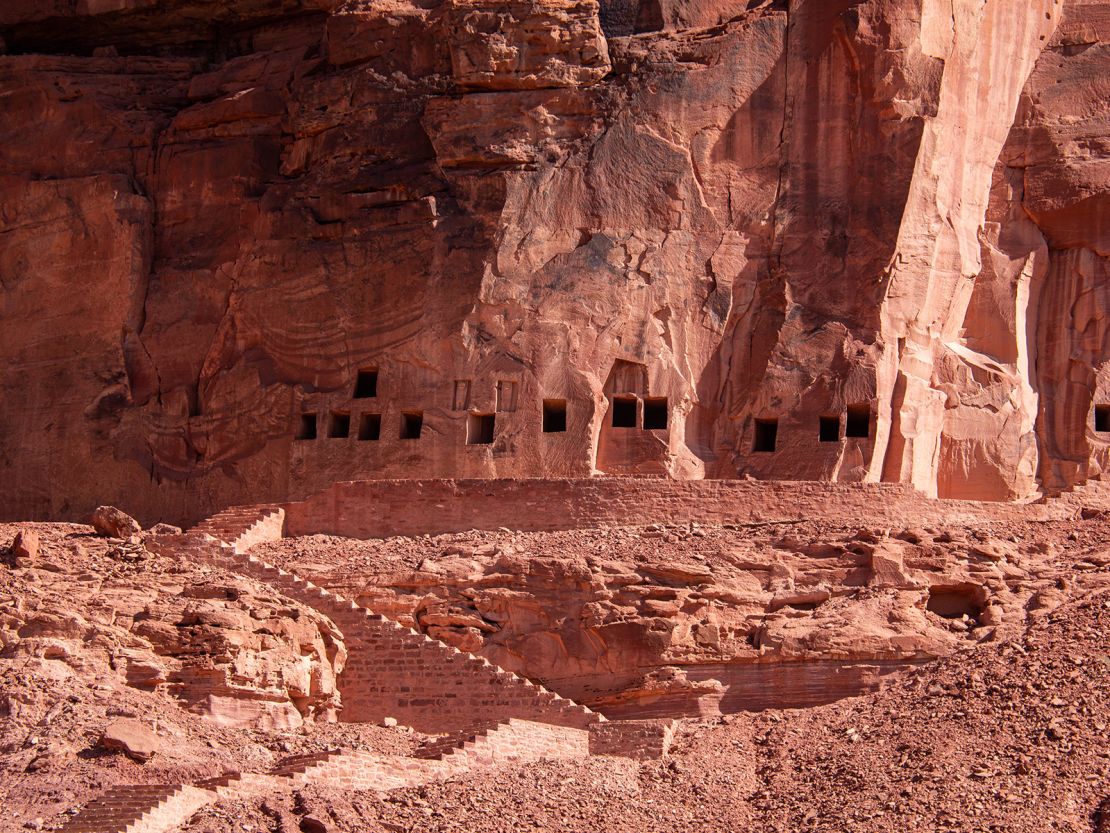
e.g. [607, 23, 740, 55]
[767, 3, 790, 263]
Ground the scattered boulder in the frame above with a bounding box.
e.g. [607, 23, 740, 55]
[8, 529, 39, 566]
[300, 816, 328, 833]
[968, 541, 1015, 563]
[148, 522, 183, 535]
[99, 719, 159, 762]
[90, 506, 141, 539]
[894, 528, 927, 545]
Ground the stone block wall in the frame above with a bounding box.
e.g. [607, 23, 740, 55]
[450, 719, 590, 766]
[191, 505, 285, 554]
[588, 719, 677, 759]
[282, 477, 1069, 540]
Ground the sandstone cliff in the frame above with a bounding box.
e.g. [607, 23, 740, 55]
[1, 0, 1107, 523]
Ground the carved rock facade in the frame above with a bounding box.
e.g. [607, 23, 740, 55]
[1, 0, 1107, 522]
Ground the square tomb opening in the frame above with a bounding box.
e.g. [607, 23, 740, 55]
[753, 418, 778, 452]
[358, 413, 381, 441]
[400, 411, 423, 440]
[467, 412, 496, 445]
[543, 399, 567, 433]
[1096, 405, 1110, 432]
[612, 395, 638, 428]
[643, 397, 668, 430]
[328, 412, 351, 439]
[846, 404, 871, 438]
[354, 369, 378, 398]
[296, 413, 317, 441]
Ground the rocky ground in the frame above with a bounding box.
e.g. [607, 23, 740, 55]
[1, 518, 1108, 833]
[256, 515, 1110, 717]
[0, 523, 417, 832]
[278, 585, 1109, 833]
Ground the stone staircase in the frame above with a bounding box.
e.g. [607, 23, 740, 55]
[59, 720, 591, 833]
[266, 747, 446, 791]
[57, 785, 214, 833]
[176, 502, 602, 733]
[413, 717, 590, 767]
[1041, 473, 1110, 513]
[189, 504, 285, 554]
[226, 548, 602, 731]
[193, 771, 276, 798]
[414, 720, 506, 760]
[60, 503, 611, 833]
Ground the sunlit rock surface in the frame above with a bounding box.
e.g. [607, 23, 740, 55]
[1, 0, 1107, 524]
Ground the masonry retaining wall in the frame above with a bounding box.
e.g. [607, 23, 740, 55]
[588, 719, 677, 759]
[282, 477, 1071, 540]
[440, 719, 590, 767]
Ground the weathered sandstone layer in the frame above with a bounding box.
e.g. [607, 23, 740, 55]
[258, 512, 1102, 721]
[0, 525, 346, 730]
[1, 0, 1108, 523]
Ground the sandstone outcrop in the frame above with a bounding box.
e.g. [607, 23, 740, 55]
[1, 1, 1108, 524]
[7, 529, 38, 566]
[0, 525, 346, 730]
[271, 519, 1062, 718]
[2, 505, 1108, 832]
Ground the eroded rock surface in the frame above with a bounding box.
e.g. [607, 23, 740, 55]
[258, 517, 1093, 718]
[0, 525, 346, 729]
[1, 518, 1108, 832]
[1, 1, 1108, 524]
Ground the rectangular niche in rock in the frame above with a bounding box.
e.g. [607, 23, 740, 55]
[328, 412, 351, 439]
[846, 403, 871, 438]
[753, 418, 778, 452]
[400, 411, 423, 440]
[819, 415, 840, 442]
[612, 395, 638, 428]
[296, 413, 317, 441]
[453, 380, 471, 411]
[467, 412, 495, 445]
[354, 368, 378, 398]
[496, 380, 518, 412]
[358, 413, 381, 441]
[643, 397, 668, 430]
[543, 399, 567, 433]
[1097, 405, 1110, 433]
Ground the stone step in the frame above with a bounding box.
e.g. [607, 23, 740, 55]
[58, 785, 213, 833]
[271, 750, 344, 776]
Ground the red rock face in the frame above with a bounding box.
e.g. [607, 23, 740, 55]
[0, 0, 1105, 523]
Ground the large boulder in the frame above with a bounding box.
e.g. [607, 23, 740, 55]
[90, 506, 141, 539]
[99, 719, 159, 763]
[7, 529, 38, 566]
